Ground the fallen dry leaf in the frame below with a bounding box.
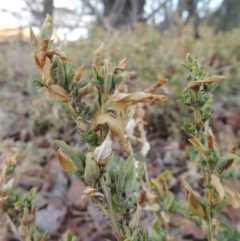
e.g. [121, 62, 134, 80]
[36, 198, 67, 235]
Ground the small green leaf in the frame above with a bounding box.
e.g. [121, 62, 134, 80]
[123, 225, 132, 239]
[39, 14, 53, 41]
[117, 158, 127, 194]
[103, 73, 113, 94]
[183, 212, 202, 225]
[61, 230, 76, 241]
[124, 154, 137, 193]
[92, 64, 104, 83]
[112, 74, 123, 90]
[57, 58, 66, 89]
[84, 153, 100, 187]
[33, 74, 44, 88]
[66, 68, 75, 91]
[212, 199, 228, 216]
[186, 54, 193, 65]
[157, 170, 171, 180]
[164, 191, 174, 210]
[181, 62, 191, 71]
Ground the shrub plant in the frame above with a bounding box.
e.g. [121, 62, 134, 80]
[1, 14, 240, 241]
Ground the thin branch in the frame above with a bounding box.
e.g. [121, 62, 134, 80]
[80, 0, 113, 30]
[144, 1, 165, 20]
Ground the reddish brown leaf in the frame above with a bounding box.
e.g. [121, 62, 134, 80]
[45, 48, 68, 61]
[74, 65, 86, 81]
[34, 39, 49, 69]
[224, 146, 237, 170]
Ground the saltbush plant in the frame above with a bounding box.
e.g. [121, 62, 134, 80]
[1, 14, 240, 241]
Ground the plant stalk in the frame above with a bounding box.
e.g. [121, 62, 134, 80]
[201, 166, 213, 241]
[99, 175, 122, 241]
[4, 212, 24, 241]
